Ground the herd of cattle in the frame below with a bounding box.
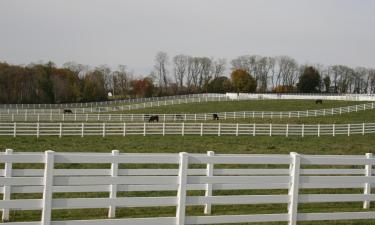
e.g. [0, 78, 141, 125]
[61, 99, 324, 122]
[147, 114, 219, 122]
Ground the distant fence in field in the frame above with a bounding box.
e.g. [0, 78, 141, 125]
[228, 93, 375, 101]
[1, 102, 373, 122]
[0, 96, 231, 114]
[0, 93, 222, 109]
[2, 93, 375, 110]
[1, 150, 374, 225]
[1, 122, 374, 137]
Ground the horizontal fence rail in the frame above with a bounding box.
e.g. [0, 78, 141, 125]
[2, 93, 375, 109]
[0, 93, 224, 109]
[1, 102, 373, 122]
[0, 96, 231, 114]
[1, 151, 374, 225]
[1, 122, 375, 137]
[227, 93, 375, 101]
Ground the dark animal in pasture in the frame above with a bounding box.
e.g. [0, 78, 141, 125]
[175, 114, 184, 120]
[63, 109, 73, 114]
[149, 115, 159, 122]
[213, 113, 219, 120]
[315, 99, 323, 104]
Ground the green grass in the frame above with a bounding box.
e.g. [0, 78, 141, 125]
[108, 99, 375, 124]
[115, 100, 368, 114]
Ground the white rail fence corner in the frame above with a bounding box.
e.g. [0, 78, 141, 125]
[1, 122, 375, 137]
[1, 151, 374, 225]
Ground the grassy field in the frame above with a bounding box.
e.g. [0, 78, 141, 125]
[1, 99, 375, 224]
[109, 99, 375, 124]
[116, 100, 368, 114]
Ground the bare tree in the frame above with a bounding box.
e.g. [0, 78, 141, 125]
[173, 54, 188, 90]
[113, 65, 132, 97]
[211, 58, 226, 79]
[276, 56, 299, 87]
[153, 51, 169, 93]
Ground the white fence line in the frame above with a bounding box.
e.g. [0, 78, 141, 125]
[3, 93, 375, 109]
[0, 93, 223, 109]
[0, 96, 231, 114]
[1, 102, 373, 122]
[227, 93, 375, 101]
[1, 122, 375, 137]
[1, 151, 374, 225]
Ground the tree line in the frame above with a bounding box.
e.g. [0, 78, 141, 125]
[1, 52, 375, 104]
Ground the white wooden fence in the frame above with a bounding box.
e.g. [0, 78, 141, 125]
[1, 151, 374, 225]
[1, 102, 373, 122]
[227, 93, 375, 101]
[3, 93, 375, 109]
[0, 94, 223, 109]
[0, 96, 231, 114]
[1, 122, 375, 137]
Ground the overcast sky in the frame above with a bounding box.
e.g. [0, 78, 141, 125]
[0, 0, 374, 75]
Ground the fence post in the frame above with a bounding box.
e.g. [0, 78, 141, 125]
[236, 123, 239, 136]
[253, 124, 256, 136]
[286, 124, 289, 137]
[204, 151, 215, 214]
[59, 123, 62, 138]
[41, 150, 54, 225]
[318, 124, 320, 137]
[143, 123, 146, 136]
[123, 123, 126, 136]
[218, 123, 221, 136]
[364, 153, 373, 209]
[163, 123, 165, 136]
[103, 123, 106, 137]
[81, 123, 84, 137]
[347, 124, 350, 136]
[37, 122, 40, 138]
[333, 124, 335, 137]
[176, 152, 188, 225]
[363, 123, 365, 135]
[108, 150, 119, 218]
[200, 123, 203, 136]
[2, 149, 13, 222]
[288, 152, 301, 225]
[301, 124, 304, 137]
[13, 122, 16, 138]
[269, 123, 272, 136]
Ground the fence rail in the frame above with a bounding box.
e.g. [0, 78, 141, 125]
[1, 151, 374, 225]
[0, 93, 223, 109]
[1, 102, 373, 122]
[0, 96, 231, 114]
[1, 122, 375, 137]
[3, 93, 375, 109]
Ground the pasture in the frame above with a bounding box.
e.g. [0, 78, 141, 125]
[1, 96, 375, 225]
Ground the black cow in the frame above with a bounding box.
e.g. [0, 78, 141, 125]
[315, 99, 323, 104]
[213, 113, 219, 120]
[63, 109, 73, 114]
[149, 115, 159, 122]
[175, 114, 184, 120]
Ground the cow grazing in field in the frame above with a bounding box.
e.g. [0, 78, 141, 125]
[63, 109, 73, 114]
[315, 99, 323, 104]
[213, 113, 219, 120]
[175, 114, 184, 120]
[149, 115, 159, 122]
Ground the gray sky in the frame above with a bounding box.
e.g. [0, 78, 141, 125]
[0, 0, 374, 75]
